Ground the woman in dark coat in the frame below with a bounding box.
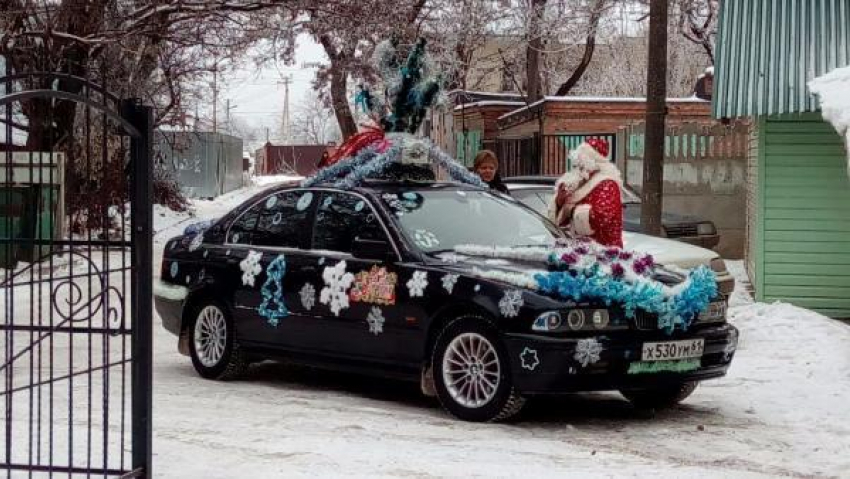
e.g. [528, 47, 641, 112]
[472, 150, 510, 195]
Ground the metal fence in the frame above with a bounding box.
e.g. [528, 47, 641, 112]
[155, 131, 244, 199]
[497, 133, 617, 177]
[1, 72, 153, 477]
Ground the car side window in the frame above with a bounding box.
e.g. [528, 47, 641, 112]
[228, 205, 260, 245]
[252, 191, 314, 249]
[313, 192, 387, 253]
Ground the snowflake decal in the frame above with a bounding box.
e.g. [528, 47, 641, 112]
[366, 306, 385, 335]
[441, 273, 459, 294]
[406, 270, 428, 297]
[319, 261, 355, 316]
[188, 232, 204, 252]
[240, 250, 263, 287]
[413, 230, 440, 248]
[169, 262, 179, 278]
[574, 338, 603, 367]
[300, 283, 316, 311]
[520, 347, 540, 371]
[498, 290, 524, 318]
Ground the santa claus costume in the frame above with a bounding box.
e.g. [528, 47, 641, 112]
[547, 139, 624, 248]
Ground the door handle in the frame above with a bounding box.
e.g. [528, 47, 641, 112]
[302, 265, 318, 273]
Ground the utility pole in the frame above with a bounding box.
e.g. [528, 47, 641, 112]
[279, 76, 292, 144]
[641, 0, 668, 237]
[212, 65, 218, 133]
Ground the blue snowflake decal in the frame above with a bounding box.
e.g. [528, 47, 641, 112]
[259, 255, 289, 326]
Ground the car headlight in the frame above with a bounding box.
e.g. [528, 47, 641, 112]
[696, 300, 727, 324]
[532, 309, 626, 332]
[697, 222, 716, 236]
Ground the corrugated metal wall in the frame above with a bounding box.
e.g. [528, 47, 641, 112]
[758, 114, 850, 317]
[155, 132, 244, 199]
[714, 0, 850, 118]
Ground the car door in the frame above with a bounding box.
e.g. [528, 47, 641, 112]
[305, 190, 417, 363]
[227, 189, 317, 349]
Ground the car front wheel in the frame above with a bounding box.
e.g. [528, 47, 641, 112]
[620, 381, 698, 410]
[188, 300, 248, 380]
[432, 316, 525, 422]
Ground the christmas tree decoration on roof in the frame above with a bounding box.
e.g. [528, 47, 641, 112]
[303, 38, 484, 189]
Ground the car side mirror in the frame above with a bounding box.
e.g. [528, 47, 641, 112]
[352, 237, 394, 262]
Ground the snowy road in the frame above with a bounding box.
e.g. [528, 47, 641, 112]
[3, 180, 848, 478]
[148, 185, 850, 479]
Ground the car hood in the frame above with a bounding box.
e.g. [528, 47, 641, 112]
[623, 232, 718, 268]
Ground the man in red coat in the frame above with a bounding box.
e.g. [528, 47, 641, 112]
[547, 139, 624, 248]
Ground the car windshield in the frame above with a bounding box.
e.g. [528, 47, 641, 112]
[509, 183, 641, 215]
[382, 189, 563, 253]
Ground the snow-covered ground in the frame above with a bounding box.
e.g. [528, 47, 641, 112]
[146, 189, 850, 478]
[4, 183, 850, 478]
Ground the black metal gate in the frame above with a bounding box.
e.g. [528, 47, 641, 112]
[1, 72, 153, 477]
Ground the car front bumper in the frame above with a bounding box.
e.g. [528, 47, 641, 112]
[504, 323, 738, 394]
[153, 279, 188, 337]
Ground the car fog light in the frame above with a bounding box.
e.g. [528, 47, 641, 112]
[533, 312, 562, 332]
[591, 310, 610, 329]
[567, 310, 585, 330]
[697, 222, 716, 236]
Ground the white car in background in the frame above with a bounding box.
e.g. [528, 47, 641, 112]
[503, 181, 734, 297]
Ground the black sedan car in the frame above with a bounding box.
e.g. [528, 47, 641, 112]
[503, 176, 720, 249]
[155, 180, 738, 422]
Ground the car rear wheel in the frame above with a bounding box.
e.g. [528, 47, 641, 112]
[188, 300, 248, 380]
[620, 381, 698, 410]
[432, 316, 525, 422]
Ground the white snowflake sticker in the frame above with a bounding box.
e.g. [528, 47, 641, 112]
[299, 283, 316, 311]
[188, 233, 203, 252]
[319, 261, 355, 316]
[296, 192, 314, 211]
[406, 271, 428, 297]
[498, 290, 524, 318]
[366, 306, 385, 335]
[240, 250, 263, 287]
[169, 262, 179, 278]
[574, 338, 603, 367]
[265, 195, 278, 209]
[441, 273, 459, 294]
[413, 230, 440, 249]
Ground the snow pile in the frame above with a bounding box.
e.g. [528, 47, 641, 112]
[809, 66, 850, 175]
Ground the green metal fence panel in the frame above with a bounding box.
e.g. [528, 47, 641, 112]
[714, 0, 850, 118]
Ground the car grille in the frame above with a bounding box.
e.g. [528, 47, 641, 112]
[633, 312, 658, 330]
[665, 224, 698, 238]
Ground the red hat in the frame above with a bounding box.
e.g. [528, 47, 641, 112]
[586, 138, 609, 158]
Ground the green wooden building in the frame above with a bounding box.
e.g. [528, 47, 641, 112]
[714, 0, 850, 317]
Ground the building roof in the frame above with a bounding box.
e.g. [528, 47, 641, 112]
[713, 0, 850, 119]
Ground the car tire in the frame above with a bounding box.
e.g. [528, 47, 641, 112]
[620, 381, 698, 410]
[188, 300, 248, 380]
[431, 315, 525, 422]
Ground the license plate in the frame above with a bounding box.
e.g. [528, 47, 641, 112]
[641, 339, 704, 361]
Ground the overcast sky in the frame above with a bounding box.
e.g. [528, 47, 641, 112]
[219, 34, 327, 145]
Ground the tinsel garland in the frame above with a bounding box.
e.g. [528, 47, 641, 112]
[427, 143, 488, 187]
[454, 242, 717, 334]
[258, 255, 288, 326]
[335, 146, 403, 188]
[301, 145, 380, 187]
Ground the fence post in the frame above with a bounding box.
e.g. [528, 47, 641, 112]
[123, 99, 154, 478]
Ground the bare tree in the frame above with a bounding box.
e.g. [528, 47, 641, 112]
[294, 0, 429, 140]
[290, 90, 342, 145]
[676, 0, 718, 64]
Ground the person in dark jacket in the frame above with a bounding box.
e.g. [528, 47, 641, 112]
[472, 150, 510, 195]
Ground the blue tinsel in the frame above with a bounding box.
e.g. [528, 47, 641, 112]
[336, 146, 403, 189]
[258, 255, 288, 327]
[301, 146, 380, 187]
[534, 265, 717, 334]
